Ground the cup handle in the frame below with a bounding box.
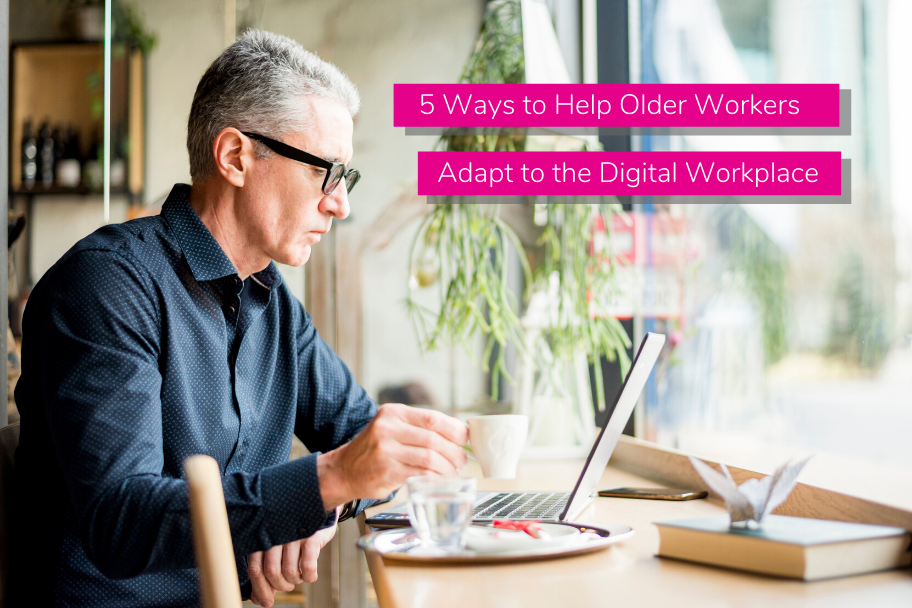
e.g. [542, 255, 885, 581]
[462, 420, 478, 461]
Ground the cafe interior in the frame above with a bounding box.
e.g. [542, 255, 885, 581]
[0, 0, 911, 606]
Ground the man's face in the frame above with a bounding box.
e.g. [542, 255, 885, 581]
[241, 96, 353, 267]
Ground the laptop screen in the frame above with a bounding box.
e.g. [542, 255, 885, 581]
[559, 332, 666, 520]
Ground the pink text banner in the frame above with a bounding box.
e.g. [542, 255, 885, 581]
[417, 151, 842, 196]
[395, 84, 840, 128]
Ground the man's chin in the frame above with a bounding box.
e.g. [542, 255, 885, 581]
[276, 245, 311, 267]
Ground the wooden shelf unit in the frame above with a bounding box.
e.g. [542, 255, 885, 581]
[9, 42, 144, 197]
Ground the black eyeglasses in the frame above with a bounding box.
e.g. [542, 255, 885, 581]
[242, 132, 361, 195]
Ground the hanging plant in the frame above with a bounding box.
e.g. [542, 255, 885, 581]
[406, 0, 630, 405]
[532, 201, 632, 411]
[406, 0, 528, 400]
[405, 202, 531, 400]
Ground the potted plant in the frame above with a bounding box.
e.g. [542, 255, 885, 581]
[58, 0, 157, 52]
[405, 0, 630, 447]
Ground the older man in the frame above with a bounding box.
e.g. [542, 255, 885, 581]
[11, 30, 466, 607]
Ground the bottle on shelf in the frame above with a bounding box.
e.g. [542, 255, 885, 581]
[21, 119, 38, 189]
[38, 120, 55, 188]
[53, 125, 64, 166]
[83, 129, 103, 192]
[110, 123, 126, 190]
[56, 124, 82, 188]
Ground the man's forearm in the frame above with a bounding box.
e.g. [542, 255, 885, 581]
[79, 455, 337, 579]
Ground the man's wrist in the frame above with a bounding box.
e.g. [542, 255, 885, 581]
[316, 449, 353, 511]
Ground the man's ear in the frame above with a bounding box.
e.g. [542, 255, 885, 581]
[211, 128, 252, 187]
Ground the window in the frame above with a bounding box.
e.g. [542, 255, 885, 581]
[627, 0, 912, 503]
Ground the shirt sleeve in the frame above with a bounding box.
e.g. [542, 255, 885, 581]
[292, 304, 378, 452]
[34, 249, 335, 580]
[292, 302, 387, 515]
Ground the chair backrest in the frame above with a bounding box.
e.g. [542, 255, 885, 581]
[184, 454, 242, 608]
[0, 424, 21, 608]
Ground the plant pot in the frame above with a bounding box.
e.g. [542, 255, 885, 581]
[517, 333, 597, 449]
[63, 5, 105, 41]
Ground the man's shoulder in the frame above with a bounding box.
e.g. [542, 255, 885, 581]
[75, 214, 171, 257]
[39, 215, 177, 293]
[265, 278, 325, 340]
[270, 280, 306, 320]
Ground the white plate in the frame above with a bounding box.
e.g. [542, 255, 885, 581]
[358, 522, 635, 564]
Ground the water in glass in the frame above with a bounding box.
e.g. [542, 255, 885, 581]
[406, 476, 476, 549]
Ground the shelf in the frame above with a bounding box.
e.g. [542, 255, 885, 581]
[11, 186, 131, 197]
[10, 43, 144, 195]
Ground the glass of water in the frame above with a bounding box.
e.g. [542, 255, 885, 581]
[406, 475, 476, 550]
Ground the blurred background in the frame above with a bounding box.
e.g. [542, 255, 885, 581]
[6, 0, 911, 519]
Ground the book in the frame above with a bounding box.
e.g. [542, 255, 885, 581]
[655, 514, 911, 580]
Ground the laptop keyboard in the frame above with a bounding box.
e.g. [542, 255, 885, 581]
[473, 492, 570, 520]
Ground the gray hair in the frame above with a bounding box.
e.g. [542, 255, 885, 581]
[187, 29, 360, 182]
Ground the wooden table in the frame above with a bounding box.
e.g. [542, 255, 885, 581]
[362, 458, 912, 608]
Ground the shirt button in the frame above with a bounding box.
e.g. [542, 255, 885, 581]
[229, 306, 236, 313]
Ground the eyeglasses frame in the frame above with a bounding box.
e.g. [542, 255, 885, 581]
[241, 131, 360, 195]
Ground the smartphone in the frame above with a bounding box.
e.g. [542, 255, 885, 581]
[597, 487, 708, 501]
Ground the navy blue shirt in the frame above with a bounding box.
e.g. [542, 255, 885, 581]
[12, 184, 378, 606]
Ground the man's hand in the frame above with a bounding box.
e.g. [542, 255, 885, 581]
[247, 521, 338, 607]
[317, 403, 469, 509]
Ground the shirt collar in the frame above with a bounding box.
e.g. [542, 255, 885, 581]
[161, 184, 283, 288]
[252, 261, 283, 290]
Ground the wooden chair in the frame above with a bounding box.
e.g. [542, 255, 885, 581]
[0, 423, 20, 608]
[184, 454, 243, 608]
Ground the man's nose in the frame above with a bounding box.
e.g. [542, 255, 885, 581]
[321, 184, 350, 220]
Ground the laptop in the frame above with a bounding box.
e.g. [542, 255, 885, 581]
[365, 332, 666, 528]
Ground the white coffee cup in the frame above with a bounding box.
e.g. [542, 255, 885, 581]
[467, 415, 529, 479]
